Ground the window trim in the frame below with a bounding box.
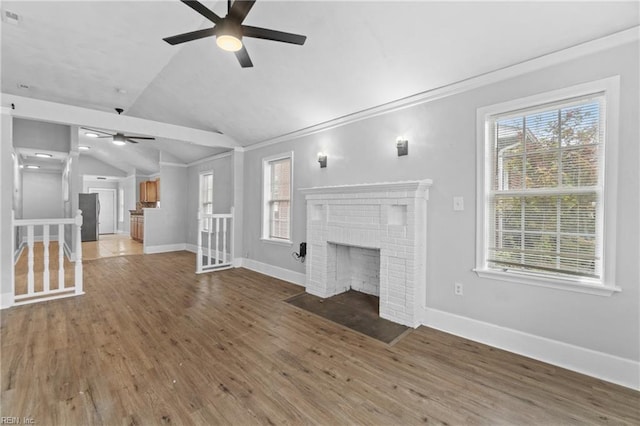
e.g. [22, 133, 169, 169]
[199, 170, 214, 230]
[475, 77, 621, 295]
[261, 151, 294, 245]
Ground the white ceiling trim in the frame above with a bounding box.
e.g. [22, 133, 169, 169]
[2, 94, 239, 149]
[159, 161, 188, 168]
[83, 175, 122, 182]
[245, 25, 640, 152]
[187, 150, 233, 167]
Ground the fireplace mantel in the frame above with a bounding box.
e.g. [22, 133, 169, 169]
[300, 179, 433, 198]
[301, 179, 433, 327]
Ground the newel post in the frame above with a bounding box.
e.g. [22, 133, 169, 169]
[74, 209, 84, 294]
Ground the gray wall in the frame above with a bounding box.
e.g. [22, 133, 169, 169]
[1, 111, 14, 305]
[186, 154, 234, 246]
[23, 171, 64, 218]
[78, 155, 126, 177]
[241, 41, 639, 362]
[13, 118, 70, 152]
[22, 171, 64, 237]
[144, 165, 188, 248]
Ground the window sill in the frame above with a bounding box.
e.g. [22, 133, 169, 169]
[260, 238, 293, 247]
[473, 268, 621, 296]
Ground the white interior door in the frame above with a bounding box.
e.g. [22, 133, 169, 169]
[89, 188, 116, 234]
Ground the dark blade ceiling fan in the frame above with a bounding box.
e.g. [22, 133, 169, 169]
[163, 0, 307, 68]
[82, 128, 155, 145]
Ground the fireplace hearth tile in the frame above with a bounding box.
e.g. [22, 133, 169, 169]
[285, 290, 410, 344]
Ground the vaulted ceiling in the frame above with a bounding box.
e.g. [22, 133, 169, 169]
[2, 1, 638, 174]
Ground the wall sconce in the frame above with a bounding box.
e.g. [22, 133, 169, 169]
[317, 152, 327, 168]
[396, 138, 408, 156]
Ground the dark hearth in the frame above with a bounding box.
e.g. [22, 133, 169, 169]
[286, 290, 410, 344]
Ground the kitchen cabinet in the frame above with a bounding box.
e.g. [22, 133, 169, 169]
[140, 180, 158, 203]
[130, 214, 144, 242]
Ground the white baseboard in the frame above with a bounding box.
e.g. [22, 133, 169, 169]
[421, 307, 640, 391]
[144, 243, 188, 254]
[0, 292, 14, 310]
[237, 257, 306, 287]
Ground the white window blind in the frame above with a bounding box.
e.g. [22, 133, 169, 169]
[487, 93, 605, 280]
[268, 157, 291, 240]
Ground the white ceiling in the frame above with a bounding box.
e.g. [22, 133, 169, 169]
[2, 1, 638, 173]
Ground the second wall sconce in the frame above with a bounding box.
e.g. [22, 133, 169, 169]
[317, 152, 327, 168]
[396, 138, 408, 156]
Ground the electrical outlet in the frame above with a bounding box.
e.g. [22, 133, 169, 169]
[454, 282, 463, 296]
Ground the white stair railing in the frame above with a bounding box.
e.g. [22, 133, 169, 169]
[11, 209, 84, 306]
[197, 208, 233, 273]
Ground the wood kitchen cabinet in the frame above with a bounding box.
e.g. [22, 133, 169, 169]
[130, 214, 144, 242]
[139, 180, 158, 203]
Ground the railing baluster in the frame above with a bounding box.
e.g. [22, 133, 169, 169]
[215, 217, 220, 265]
[43, 225, 50, 293]
[11, 214, 86, 307]
[196, 211, 203, 273]
[27, 225, 35, 295]
[194, 212, 234, 273]
[207, 217, 212, 266]
[58, 224, 65, 290]
[74, 210, 83, 295]
[222, 217, 227, 264]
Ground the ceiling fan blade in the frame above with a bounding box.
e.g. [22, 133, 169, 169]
[235, 45, 253, 68]
[228, 0, 256, 24]
[163, 27, 216, 45]
[242, 25, 306, 45]
[125, 138, 139, 144]
[126, 136, 156, 140]
[180, 0, 222, 24]
[82, 127, 112, 136]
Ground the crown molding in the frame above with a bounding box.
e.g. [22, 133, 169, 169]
[187, 150, 233, 167]
[159, 161, 188, 168]
[245, 26, 639, 152]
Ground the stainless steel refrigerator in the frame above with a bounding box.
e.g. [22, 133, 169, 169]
[79, 193, 100, 242]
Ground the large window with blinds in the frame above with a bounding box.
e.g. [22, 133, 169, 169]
[476, 78, 620, 293]
[262, 153, 292, 242]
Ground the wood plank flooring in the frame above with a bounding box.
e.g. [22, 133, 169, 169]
[1, 251, 638, 425]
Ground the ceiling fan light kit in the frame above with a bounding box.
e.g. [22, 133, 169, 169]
[112, 134, 127, 145]
[163, 0, 307, 68]
[216, 21, 243, 52]
[82, 125, 156, 146]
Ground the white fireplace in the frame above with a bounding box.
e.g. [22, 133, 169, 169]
[301, 180, 432, 327]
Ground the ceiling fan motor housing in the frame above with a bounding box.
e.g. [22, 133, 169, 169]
[216, 20, 243, 51]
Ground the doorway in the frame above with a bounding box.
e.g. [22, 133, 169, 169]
[89, 188, 116, 234]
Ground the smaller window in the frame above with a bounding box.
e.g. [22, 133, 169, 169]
[262, 153, 293, 242]
[200, 172, 214, 230]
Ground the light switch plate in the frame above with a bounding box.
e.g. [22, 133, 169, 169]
[453, 196, 464, 211]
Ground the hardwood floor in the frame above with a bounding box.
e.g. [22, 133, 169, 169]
[13, 234, 142, 296]
[2, 251, 638, 425]
[82, 234, 143, 261]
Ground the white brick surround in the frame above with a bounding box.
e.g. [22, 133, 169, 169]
[301, 180, 432, 327]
